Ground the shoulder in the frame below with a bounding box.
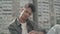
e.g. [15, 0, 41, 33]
[53, 24, 60, 32]
[8, 19, 17, 29]
[53, 24, 60, 28]
[47, 24, 60, 34]
[50, 24, 60, 30]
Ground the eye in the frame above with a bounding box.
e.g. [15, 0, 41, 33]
[25, 11, 31, 15]
[25, 11, 28, 13]
[29, 13, 31, 15]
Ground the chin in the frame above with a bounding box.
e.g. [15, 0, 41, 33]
[25, 18, 28, 20]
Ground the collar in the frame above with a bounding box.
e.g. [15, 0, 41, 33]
[16, 17, 21, 26]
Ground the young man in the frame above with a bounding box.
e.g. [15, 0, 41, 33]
[8, 3, 39, 34]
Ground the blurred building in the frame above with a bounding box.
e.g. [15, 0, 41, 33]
[37, 0, 51, 30]
[0, 0, 13, 34]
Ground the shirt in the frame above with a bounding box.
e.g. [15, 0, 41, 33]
[21, 22, 28, 34]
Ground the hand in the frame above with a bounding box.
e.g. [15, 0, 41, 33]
[28, 30, 38, 34]
[38, 32, 44, 34]
[28, 30, 45, 34]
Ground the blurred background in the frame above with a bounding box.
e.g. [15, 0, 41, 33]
[0, 0, 60, 34]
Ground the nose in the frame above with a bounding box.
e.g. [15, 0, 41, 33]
[27, 13, 30, 17]
[25, 13, 30, 18]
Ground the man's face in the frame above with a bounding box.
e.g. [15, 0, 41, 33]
[20, 8, 32, 20]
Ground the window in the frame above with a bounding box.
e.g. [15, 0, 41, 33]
[43, 21, 48, 23]
[0, 17, 2, 19]
[0, 7, 2, 8]
[55, 4, 60, 6]
[57, 19, 60, 24]
[3, 9, 12, 11]
[3, 0, 11, 1]
[38, 15, 41, 16]
[2, 13, 12, 15]
[43, 11, 48, 13]
[42, 2, 48, 4]
[0, 0, 2, 1]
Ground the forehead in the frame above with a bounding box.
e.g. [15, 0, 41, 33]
[25, 8, 31, 10]
[24, 8, 32, 12]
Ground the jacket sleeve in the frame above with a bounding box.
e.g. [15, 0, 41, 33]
[8, 24, 18, 34]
